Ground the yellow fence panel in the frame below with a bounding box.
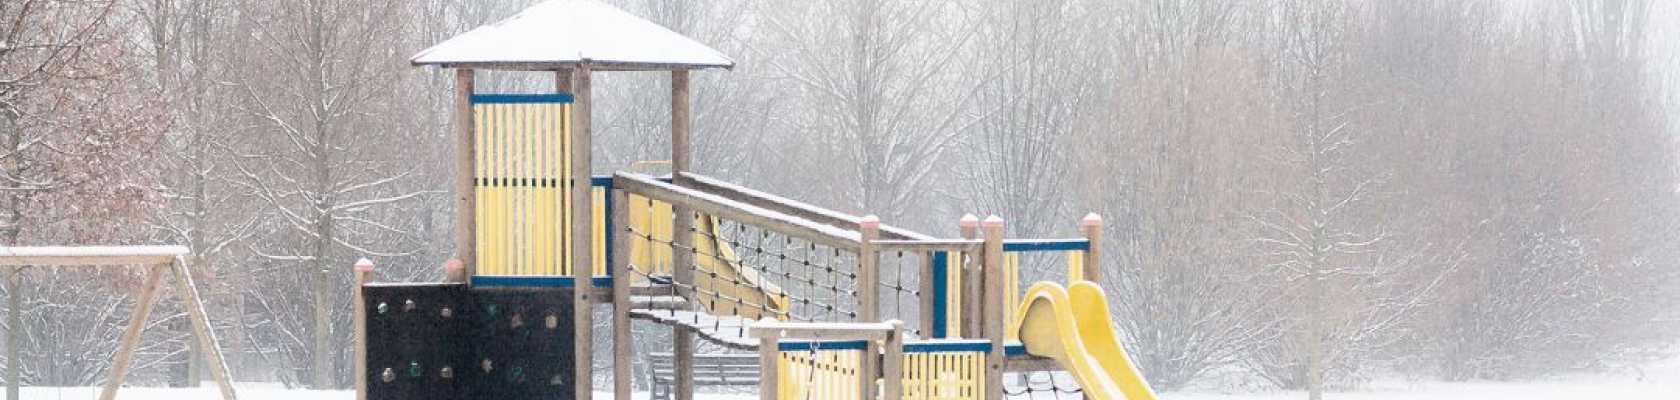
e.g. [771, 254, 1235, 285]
[902, 350, 986, 400]
[778, 349, 862, 400]
[473, 98, 572, 277]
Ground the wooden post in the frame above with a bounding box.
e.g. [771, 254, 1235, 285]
[918, 251, 935, 337]
[856, 216, 881, 400]
[958, 214, 980, 339]
[453, 69, 476, 282]
[353, 259, 374, 400]
[757, 335, 778, 400]
[610, 189, 633, 400]
[99, 264, 167, 400]
[670, 68, 698, 400]
[171, 257, 239, 400]
[671, 70, 691, 177]
[1080, 213, 1102, 283]
[570, 63, 595, 400]
[981, 216, 1006, 400]
[882, 320, 905, 400]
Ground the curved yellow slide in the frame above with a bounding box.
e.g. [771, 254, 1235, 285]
[1010, 281, 1157, 400]
[626, 194, 791, 319]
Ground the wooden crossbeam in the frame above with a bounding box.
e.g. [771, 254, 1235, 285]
[0, 245, 188, 266]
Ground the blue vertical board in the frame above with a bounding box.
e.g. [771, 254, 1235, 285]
[931, 251, 949, 339]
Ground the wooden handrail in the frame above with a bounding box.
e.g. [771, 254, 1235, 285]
[614, 172, 862, 249]
[678, 172, 934, 241]
[870, 239, 984, 253]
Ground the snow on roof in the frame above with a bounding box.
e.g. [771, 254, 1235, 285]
[411, 0, 734, 70]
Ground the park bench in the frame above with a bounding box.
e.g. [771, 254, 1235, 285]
[647, 352, 760, 400]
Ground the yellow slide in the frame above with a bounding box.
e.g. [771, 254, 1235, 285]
[626, 193, 791, 320]
[1010, 281, 1158, 400]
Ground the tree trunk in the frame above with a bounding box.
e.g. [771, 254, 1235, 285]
[6, 269, 19, 400]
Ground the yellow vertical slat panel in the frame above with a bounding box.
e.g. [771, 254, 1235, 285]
[473, 105, 486, 274]
[561, 102, 573, 277]
[552, 103, 565, 276]
[523, 102, 538, 275]
[1066, 250, 1084, 283]
[495, 103, 508, 275]
[947, 254, 963, 338]
[534, 102, 549, 276]
[1004, 252, 1021, 340]
[592, 187, 607, 276]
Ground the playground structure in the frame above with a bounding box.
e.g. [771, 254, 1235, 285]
[360, 1, 1161, 399]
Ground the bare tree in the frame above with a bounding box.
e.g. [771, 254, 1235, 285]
[223, 0, 428, 388]
[751, 0, 983, 225]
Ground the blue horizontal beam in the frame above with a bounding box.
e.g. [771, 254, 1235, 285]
[471, 275, 612, 288]
[1004, 341, 1027, 357]
[471, 93, 574, 104]
[903, 340, 992, 353]
[1002, 239, 1090, 252]
[778, 340, 869, 352]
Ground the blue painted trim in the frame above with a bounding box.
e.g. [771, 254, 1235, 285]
[778, 340, 870, 352]
[903, 340, 991, 353]
[1002, 239, 1090, 252]
[471, 275, 612, 288]
[1004, 341, 1026, 356]
[931, 251, 949, 339]
[471, 93, 574, 104]
[591, 175, 614, 188]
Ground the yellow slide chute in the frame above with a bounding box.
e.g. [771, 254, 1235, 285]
[1010, 281, 1157, 400]
[625, 193, 791, 320]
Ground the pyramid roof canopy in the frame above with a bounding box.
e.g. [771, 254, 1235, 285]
[411, 0, 733, 71]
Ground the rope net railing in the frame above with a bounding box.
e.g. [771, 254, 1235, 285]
[610, 171, 910, 347]
[620, 197, 863, 323]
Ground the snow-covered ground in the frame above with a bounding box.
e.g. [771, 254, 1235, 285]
[10, 353, 1677, 400]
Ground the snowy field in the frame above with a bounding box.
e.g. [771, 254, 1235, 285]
[9, 354, 1676, 400]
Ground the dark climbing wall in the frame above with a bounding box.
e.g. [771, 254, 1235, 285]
[365, 284, 575, 400]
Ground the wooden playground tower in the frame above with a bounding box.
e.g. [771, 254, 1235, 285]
[366, 1, 1160, 400]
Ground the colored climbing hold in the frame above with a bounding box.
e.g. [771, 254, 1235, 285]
[440, 366, 454, 379]
[380, 367, 395, 383]
[408, 361, 422, 378]
[376, 302, 389, 314]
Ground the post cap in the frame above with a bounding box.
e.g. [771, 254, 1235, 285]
[982, 215, 1005, 228]
[354, 258, 375, 272]
[1081, 213, 1103, 227]
[859, 215, 881, 229]
[444, 259, 464, 271]
[959, 214, 980, 227]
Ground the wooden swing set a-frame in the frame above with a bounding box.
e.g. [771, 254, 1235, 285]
[0, 246, 237, 400]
